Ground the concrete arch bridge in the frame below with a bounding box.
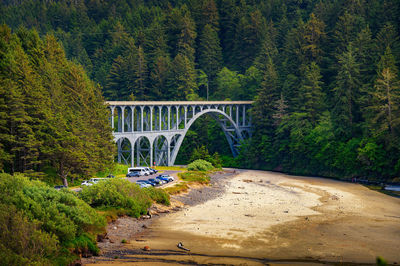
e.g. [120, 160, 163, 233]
[107, 101, 253, 166]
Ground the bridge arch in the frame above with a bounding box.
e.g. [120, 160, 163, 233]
[115, 137, 133, 165]
[169, 109, 243, 166]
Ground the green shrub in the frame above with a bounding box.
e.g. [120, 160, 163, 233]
[187, 159, 214, 171]
[79, 178, 152, 217]
[64, 233, 99, 256]
[143, 186, 170, 206]
[0, 173, 106, 265]
[0, 204, 58, 265]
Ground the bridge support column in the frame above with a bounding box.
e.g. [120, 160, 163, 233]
[150, 106, 153, 131]
[136, 139, 140, 166]
[177, 106, 180, 130]
[168, 106, 171, 130]
[242, 105, 246, 126]
[150, 141, 153, 167]
[140, 106, 144, 132]
[130, 107, 134, 132]
[167, 141, 171, 166]
[121, 106, 125, 133]
[110, 106, 115, 130]
[236, 105, 239, 125]
[184, 106, 187, 127]
[131, 140, 135, 167]
[158, 106, 162, 131]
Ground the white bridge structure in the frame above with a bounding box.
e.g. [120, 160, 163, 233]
[107, 101, 253, 166]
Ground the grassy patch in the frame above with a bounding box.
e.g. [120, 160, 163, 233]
[164, 170, 211, 195]
[95, 163, 129, 178]
[155, 165, 187, 171]
[178, 171, 210, 184]
[164, 182, 189, 195]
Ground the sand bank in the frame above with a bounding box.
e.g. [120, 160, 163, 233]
[86, 170, 400, 265]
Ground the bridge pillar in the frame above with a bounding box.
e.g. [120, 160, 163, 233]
[175, 106, 179, 130]
[130, 106, 134, 132]
[150, 106, 153, 131]
[168, 106, 171, 130]
[184, 106, 187, 127]
[140, 106, 144, 132]
[150, 140, 153, 167]
[158, 106, 162, 131]
[110, 106, 115, 130]
[121, 106, 125, 133]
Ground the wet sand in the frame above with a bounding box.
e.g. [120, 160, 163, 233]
[86, 169, 400, 265]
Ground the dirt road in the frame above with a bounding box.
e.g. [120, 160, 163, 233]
[86, 170, 400, 265]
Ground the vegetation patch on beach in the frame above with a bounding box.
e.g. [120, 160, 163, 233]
[164, 160, 214, 195]
[79, 179, 170, 218]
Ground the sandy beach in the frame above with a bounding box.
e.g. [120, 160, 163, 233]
[86, 169, 400, 265]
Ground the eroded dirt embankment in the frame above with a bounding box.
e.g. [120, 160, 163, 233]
[85, 170, 400, 265]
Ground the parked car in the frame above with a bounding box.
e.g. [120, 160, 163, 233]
[156, 175, 170, 183]
[81, 180, 93, 186]
[138, 182, 151, 188]
[106, 174, 115, 178]
[144, 167, 155, 175]
[148, 178, 162, 185]
[154, 177, 167, 184]
[127, 167, 150, 176]
[54, 185, 67, 190]
[126, 171, 140, 177]
[137, 180, 156, 187]
[149, 168, 158, 174]
[157, 174, 174, 182]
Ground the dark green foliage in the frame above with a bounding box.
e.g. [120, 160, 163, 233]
[79, 178, 169, 217]
[0, 173, 106, 265]
[0, 25, 115, 185]
[187, 159, 214, 171]
[143, 186, 170, 206]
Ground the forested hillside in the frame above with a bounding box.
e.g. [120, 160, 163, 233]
[0, 25, 115, 185]
[1, 0, 400, 180]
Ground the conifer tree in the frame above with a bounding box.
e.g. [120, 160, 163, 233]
[149, 55, 171, 100]
[252, 56, 279, 135]
[368, 47, 400, 138]
[104, 55, 124, 100]
[197, 24, 222, 85]
[167, 53, 197, 100]
[332, 44, 361, 138]
[298, 62, 325, 124]
[302, 13, 325, 63]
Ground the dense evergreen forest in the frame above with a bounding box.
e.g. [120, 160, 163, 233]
[0, 25, 115, 185]
[1, 0, 400, 180]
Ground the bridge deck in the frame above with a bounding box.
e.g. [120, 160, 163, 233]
[107, 101, 254, 106]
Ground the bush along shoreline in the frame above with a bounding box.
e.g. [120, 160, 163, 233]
[0, 173, 170, 265]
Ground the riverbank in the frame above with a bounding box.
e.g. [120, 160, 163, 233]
[82, 169, 237, 264]
[85, 169, 400, 265]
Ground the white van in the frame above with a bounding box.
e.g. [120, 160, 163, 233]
[127, 167, 150, 176]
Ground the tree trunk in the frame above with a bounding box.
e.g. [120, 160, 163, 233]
[62, 176, 69, 187]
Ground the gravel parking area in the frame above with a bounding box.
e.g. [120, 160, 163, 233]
[125, 170, 179, 187]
